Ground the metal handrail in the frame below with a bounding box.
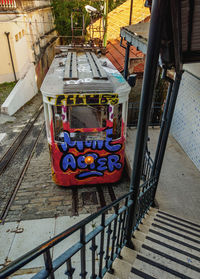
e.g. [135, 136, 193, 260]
[127, 101, 163, 127]
[0, 190, 134, 279]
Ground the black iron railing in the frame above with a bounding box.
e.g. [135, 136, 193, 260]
[141, 148, 154, 182]
[135, 176, 157, 229]
[127, 102, 163, 127]
[0, 191, 135, 279]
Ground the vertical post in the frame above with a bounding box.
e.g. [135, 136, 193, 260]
[124, 42, 130, 80]
[125, 0, 168, 248]
[80, 227, 87, 279]
[152, 70, 174, 176]
[129, 0, 134, 25]
[152, 71, 183, 198]
[5, 32, 17, 81]
[103, 0, 108, 47]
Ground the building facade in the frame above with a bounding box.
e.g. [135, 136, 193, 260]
[0, 0, 58, 87]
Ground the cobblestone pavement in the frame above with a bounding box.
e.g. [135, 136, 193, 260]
[6, 126, 129, 221]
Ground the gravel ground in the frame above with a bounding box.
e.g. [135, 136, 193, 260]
[0, 93, 43, 160]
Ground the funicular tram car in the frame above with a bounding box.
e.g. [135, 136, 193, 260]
[41, 48, 130, 186]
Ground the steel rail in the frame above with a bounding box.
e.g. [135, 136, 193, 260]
[0, 104, 43, 176]
[0, 123, 45, 224]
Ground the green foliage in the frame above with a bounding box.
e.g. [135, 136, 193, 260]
[51, 0, 127, 42]
[0, 81, 17, 105]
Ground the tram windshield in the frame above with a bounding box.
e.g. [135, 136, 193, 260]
[53, 103, 122, 142]
[69, 105, 107, 129]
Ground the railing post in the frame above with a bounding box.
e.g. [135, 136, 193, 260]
[65, 259, 75, 279]
[98, 213, 105, 278]
[80, 227, 87, 279]
[43, 250, 55, 279]
[125, 0, 168, 248]
[90, 237, 97, 279]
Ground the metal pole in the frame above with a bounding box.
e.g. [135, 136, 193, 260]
[5, 32, 17, 82]
[125, 0, 168, 248]
[152, 69, 174, 176]
[123, 0, 133, 79]
[103, 0, 108, 47]
[124, 42, 130, 80]
[152, 71, 183, 198]
[129, 0, 134, 25]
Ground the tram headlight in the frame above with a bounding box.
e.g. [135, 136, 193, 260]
[84, 156, 94, 165]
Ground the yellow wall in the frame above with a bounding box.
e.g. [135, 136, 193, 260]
[0, 6, 55, 84]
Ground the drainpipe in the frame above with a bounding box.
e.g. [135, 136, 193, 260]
[125, 0, 168, 248]
[5, 32, 17, 82]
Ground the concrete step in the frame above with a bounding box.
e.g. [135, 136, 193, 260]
[120, 246, 137, 265]
[151, 216, 200, 241]
[147, 229, 200, 258]
[128, 254, 184, 279]
[103, 272, 119, 279]
[128, 267, 157, 279]
[148, 223, 200, 249]
[103, 210, 200, 279]
[156, 211, 200, 233]
[144, 236, 200, 269]
[138, 244, 200, 279]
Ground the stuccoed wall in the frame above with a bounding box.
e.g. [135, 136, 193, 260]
[171, 67, 200, 170]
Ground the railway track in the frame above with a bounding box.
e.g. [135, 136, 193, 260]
[0, 105, 129, 223]
[0, 104, 44, 223]
[0, 104, 44, 175]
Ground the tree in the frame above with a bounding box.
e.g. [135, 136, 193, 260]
[51, 0, 126, 43]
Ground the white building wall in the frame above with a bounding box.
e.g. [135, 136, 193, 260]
[171, 66, 200, 170]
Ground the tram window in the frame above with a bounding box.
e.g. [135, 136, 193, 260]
[68, 105, 108, 129]
[113, 104, 122, 140]
[53, 106, 64, 141]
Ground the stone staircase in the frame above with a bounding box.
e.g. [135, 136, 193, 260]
[103, 208, 200, 279]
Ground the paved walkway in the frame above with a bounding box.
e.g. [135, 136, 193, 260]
[125, 127, 200, 224]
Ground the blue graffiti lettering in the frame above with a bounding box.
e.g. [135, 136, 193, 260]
[59, 128, 121, 153]
[61, 154, 76, 171]
[60, 152, 122, 179]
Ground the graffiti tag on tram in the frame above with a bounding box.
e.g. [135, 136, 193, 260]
[47, 94, 119, 106]
[58, 128, 122, 179]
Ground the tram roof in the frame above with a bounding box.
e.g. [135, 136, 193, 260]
[40, 50, 130, 98]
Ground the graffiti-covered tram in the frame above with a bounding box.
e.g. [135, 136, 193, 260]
[41, 49, 130, 186]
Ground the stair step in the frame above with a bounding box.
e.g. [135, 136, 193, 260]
[134, 230, 147, 242]
[155, 212, 200, 233]
[103, 272, 118, 279]
[112, 258, 132, 279]
[130, 254, 194, 279]
[128, 267, 157, 279]
[139, 244, 200, 279]
[144, 236, 200, 268]
[131, 238, 143, 252]
[120, 246, 137, 265]
[147, 230, 200, 258]
[149, 222, 200, 247]
[152, 217, 200, 239]
[158, 211, 200, 229]
[138, 223, 150, 234]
